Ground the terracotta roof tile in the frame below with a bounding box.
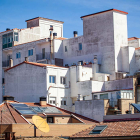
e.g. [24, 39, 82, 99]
[55, 37, 67, 40]
[128, 37, 139, 41]
[25, 17, 64, 24]
[81, 9, 128, 18]
[5, 61, 67, 72]
[70, 120, 140, 138]
[0, 103, 28, 124]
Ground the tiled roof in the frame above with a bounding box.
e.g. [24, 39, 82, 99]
[70, 120, 140, 138]
[0, 102, 28, 124]
[5, 61, 67, 72]
[25, 17, 64, 24]
[128, 37, 139, 41]
[55, 37, 67, 40]
[23, 102, 98, 124]
[81, 9, 128, 18]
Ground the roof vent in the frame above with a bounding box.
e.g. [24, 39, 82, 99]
[6, 28, 10, 31]
[3, 96, 14, 102]
[73, 31, 78, 37]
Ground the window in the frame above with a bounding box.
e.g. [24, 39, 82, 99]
[89, 125, 107, 134]
[93, 95, 98, 100]
[16, 52, 21, 59]
[42, 48, 45, 59]
[60, 77, 66, 84]
[28, 49, 33, 56]
[100, 94, 108, 99]
[65, 46, 67, 52]
[79, 43, 82, 50]
[50, 25, 53, 30]
[61, 98, 67, 105]
[49, 76, 56, 83]
[14, 32, 18, 41]
[49, 97, 56, 105]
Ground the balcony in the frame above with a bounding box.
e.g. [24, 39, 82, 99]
[36, 52, 50, 61]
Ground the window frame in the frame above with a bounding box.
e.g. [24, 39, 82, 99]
[79, 43, 82, 50]
[28, 49, 33, 56]
[49, 75, 56, 83]
[16, 52, 21, 59]
[60, 77, 66, 85]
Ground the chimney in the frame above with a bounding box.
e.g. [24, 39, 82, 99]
[53, 33, 57, 39]
[92, 55, 99, 80]
[25, 57, 28, 62]
[77, 94, 81, 101]
[3, 96, 14, 102]
[40, 96, 46, 106]
[77, 61, 82, 82]
[9, 59, 13, 67]
[6, 28, 10, 31]
[73, 31, 78, 37]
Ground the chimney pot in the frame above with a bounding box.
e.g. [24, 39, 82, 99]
[25, 57, 28, 62]
[6, 28, 10, 31]
[53, 33, 57, 39]
[73, 31, 78, 37]
[40, 96, 46, 106]
[3, 96, 14, 102]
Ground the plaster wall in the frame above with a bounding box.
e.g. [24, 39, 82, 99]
[75, 100, 105, 122]
[128, 39, 140, 48]
[39, 19, 63, 39]
[0, 36, 2, 102]
[46, 66, 71, 110]
[12, 39, 48, 65]
[113, 12, 128, 72]
[5, 63, 46, 102]
[54, 39, 63, 59]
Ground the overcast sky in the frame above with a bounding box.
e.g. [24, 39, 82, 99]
[0, 0, 140, 38]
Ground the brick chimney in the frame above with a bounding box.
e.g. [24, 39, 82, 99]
[40, 96, 46, 106]
[3, 96, 14, 102]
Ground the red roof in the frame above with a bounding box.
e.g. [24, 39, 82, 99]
[81, 9, 128, 18]
[55, 37, 67, 40]
[128, 37, 140, 41]
[23, 102, 98, 124]
[0, 102, 28, 124]
[0, 28, 19, 34]
[25, 17, 64, 24]
[0, 101, 98, 124]
[70, 120, 140, 138]
[5, 61, 67, 72]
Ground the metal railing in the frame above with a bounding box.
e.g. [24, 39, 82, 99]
[36, 52, 50, 61]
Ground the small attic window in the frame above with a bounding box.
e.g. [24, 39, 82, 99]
[89, 125, 107, 134]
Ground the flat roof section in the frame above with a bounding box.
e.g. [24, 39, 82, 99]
[81, 9, 128, 19]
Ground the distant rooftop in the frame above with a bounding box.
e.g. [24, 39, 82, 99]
[26, 17, 64, 24]
[81, 9, 128, 19]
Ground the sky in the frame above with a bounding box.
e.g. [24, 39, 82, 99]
[0, 0, 140, 38]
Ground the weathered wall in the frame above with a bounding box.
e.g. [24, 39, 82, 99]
[5, 63, 46, 102]
[0, 36, 2, 102]
[10, 124, 93, 137]
[128, 39, 140, 48]
[39, 19, 63, 39]
[75, 100, 105, 122]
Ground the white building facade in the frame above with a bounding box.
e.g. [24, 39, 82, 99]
[1, 9, 140, 112]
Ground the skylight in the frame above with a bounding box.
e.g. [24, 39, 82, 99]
[89, 125, 107, 134]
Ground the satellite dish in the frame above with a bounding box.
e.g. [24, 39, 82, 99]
[32, 115, 50, 133]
